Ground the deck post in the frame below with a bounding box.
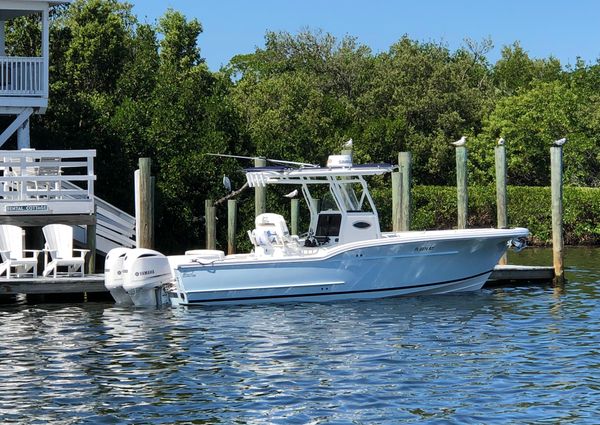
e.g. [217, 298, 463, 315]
[495, 144, 508, 265]
[17, 119, 30, 149]
[136, 158, 154, 249]
[86, 206, 96, 274]
[455, 145, 468, 229]
[551, 145, 564, 282]
[254, 157, 267, 217]
[398, 152, 412, 231]
[291, 198, 299, 236]
[205, 199, 216, 250]
[227, 199, 237, 254]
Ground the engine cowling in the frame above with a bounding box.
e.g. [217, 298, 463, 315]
[122, 248, 173, 307]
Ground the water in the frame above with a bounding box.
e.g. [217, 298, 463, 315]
[1, 248, 600, 424]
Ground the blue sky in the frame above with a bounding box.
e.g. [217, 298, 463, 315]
[131, 1, 600, 71]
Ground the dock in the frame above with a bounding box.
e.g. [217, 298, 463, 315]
[487, 265, 555, 284]
[0, 265, 555, 301]
[0, 274, 105, 295]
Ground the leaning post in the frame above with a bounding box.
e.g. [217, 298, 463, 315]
[455, 145, 468, 229]
[205, 199, 216, 250]
[495, 141, 508, 265]
[227, 199, 237, 255]
[137, 157, 154, 249]
[254, 157, 267, 217]
[551, 142, 565, 282]
[398, 152, 412, 231]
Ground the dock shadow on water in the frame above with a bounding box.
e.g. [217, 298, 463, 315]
[0, 247, 599, 424]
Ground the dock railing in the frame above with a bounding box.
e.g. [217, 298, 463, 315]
[0, 149, 96, 215]
[0, 56, 46, 97]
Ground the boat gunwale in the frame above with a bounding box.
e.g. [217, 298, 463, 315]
[175, 227, 529, 270]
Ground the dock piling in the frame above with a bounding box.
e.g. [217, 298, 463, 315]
[291, 198, 299, 236]
[391, 172, 401, 232]
[86, 206, 97, 274]
[205, 199, 216, 250]
[495, 143, 508, 265]
[551, 145, 565, 282]
[254, 157, 267, 217]
[227, 199, 237, 254]
[398, 152, 412, 231]
[455, 145, 468, 229]
[136, 158, 154, 249]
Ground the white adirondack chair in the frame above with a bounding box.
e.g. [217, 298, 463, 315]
[0, 225, 40, 278]
[42, 224, 89, 277]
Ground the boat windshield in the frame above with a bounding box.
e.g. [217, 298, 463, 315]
[340, 183, 360, 211]
[336, 180, 372, 212]
[321, 191, 338, 211]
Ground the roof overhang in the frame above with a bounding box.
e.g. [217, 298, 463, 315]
[0, 1, 71, 20]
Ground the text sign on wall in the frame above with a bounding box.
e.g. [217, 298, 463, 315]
[5, 204, 49, 213]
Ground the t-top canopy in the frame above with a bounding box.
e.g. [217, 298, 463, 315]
[245, 163, 394, 187]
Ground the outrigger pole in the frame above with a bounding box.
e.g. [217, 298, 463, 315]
[205, 153, 318, 168]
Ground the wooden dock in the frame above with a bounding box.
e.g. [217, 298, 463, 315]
[0, 265, 555, 299]
[487, 265, 555, 283]
[0, 274, 105, 295]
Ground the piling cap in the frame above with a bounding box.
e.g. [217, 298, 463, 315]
[326, 154, 352, 168]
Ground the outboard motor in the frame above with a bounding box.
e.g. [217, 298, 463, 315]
[122, 248, 173, 307]
[104, 247, 133, 305]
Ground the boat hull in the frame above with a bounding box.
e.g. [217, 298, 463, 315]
[170, 228, 528, 306]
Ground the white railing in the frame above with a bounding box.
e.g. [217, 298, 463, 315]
[70, 183, 137, 252]
[0, 56, 46, 96]
[0, 149, 95, 215]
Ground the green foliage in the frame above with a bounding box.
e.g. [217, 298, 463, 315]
[493, 42, 562, 95]
[6, 0, 600, 251]
[399, 186, 600, 245]
[64, 0, 134, 92]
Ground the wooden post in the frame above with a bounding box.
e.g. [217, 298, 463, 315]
[291, 198, 299, 235]
[150, 176, 155, 248]
[137, 158, 154, 249]
[455, 146, 468, 229]
[391, 172, 401, 232]
[551, 146, 564, 281]
[86, 207, 97, 274]
[495, 144, 508, 265]
[398, 152, 412, 231]
[255, 157, 267, 217]
[205, 199, 216, 250]
[227, 199, 237, 255]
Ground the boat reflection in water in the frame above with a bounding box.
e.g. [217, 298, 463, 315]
[105, 153, 528, 307]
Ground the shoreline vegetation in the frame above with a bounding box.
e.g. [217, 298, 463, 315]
[6, 0, 600, 252]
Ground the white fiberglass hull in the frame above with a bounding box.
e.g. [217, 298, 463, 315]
[169, 228, 528, 306]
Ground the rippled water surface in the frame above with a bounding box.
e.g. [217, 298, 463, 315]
[1, 248, 600, 424]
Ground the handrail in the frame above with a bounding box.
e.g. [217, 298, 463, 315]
[0, 150, 95, 211]
[0, 56, 46, 97]
[0, 149, 137, 252]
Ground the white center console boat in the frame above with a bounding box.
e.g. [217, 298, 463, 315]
[105, 154, 529, 307]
